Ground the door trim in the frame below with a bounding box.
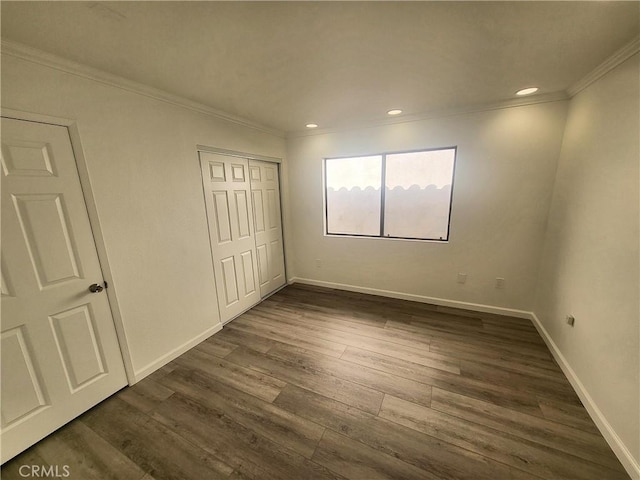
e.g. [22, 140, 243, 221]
[1, 108, 135, 384]
[197, 144, 282, 164]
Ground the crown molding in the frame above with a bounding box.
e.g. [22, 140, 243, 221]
[6, 33, 635, 140]
[287, 91, 570, 138]
[0, 39, 284, 138]
[568, 35, 640, 97]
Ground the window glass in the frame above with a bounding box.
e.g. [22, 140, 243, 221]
[325, 156, 382, 236]
[384, 149, 455, 240]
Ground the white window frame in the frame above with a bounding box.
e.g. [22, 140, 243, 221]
[323, 146, 457, 242]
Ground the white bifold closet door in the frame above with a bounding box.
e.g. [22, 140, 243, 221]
[200, 153, 286, 324]
[200, 153, 261, 322]
[248, 160, 286, 297]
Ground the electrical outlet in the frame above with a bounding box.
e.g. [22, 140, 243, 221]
[457, 273, 467, 284]
[495, 277, 505, 289]
[315, 259, 322, 269]
[566, 315, 575, 327]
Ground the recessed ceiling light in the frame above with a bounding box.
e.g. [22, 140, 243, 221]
[306, 123, 318, 128]
[387, 109, 403, 115]
[516, 87, 539, 96]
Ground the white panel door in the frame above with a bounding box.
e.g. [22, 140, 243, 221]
[200, 152, 260, 323]
[0, 117, 127, 463]
[248, 160, 286, 297]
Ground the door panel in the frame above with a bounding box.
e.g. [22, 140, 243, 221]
[240, 250, 256, 294]
[220, 256, 239, 306]
[271, 238, 285, 280]
[13, 193, 82, 287]
[252, 190, 265, 233]
[256, 243, 269, 286]
[1, 139, 56, 177]
[200, 152, 260, 322]
[212, 191, 232, 243]
[249, 160, 286, 297]
[231, 163, 245, 182]
[1, 117, 127, 463]
[208, 161, 225, 182]
[2, 262, 15, 297]
[49, 304, 106, 391]
[266, 189, 278, 229]
[235, 190, 251, 238]
[0, 327, 47, 426]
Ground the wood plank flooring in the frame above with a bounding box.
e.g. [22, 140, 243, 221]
[2, 284, 630, 480]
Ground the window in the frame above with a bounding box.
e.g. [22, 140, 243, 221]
[325, 147, 456, 241]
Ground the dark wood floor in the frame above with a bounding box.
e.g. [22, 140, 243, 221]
[2, 284, 630, 480]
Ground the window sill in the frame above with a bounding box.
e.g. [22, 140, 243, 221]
[324, 233, 449, 244]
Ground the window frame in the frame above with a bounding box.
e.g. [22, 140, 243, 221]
[324, 146, 457, 242]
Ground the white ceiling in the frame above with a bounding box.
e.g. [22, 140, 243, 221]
[1, 1, 638, 134]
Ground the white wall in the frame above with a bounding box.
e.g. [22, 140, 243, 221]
[1, 53, 286, 381]
[535, 54, 639, 470]
[287, 101, 568, 312]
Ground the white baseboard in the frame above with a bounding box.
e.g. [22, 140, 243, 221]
[529, 312, 639, 480]
[289, 276, 532, 319]
[132, 323, 223, 383]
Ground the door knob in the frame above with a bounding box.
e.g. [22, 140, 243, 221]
[88, 283, 104, 293]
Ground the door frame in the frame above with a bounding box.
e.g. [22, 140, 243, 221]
[197, 145, 282, 165]
[196, 145, 289, 300]
[1, 107, 135, 384]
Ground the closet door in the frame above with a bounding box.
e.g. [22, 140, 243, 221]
[249, 160, 286, 297]
[200, 153, 260, 323]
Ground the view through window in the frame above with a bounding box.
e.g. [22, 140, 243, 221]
[325, 147, 456, 240]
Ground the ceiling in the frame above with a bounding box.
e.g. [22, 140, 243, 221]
[1, 1, 638, 134]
